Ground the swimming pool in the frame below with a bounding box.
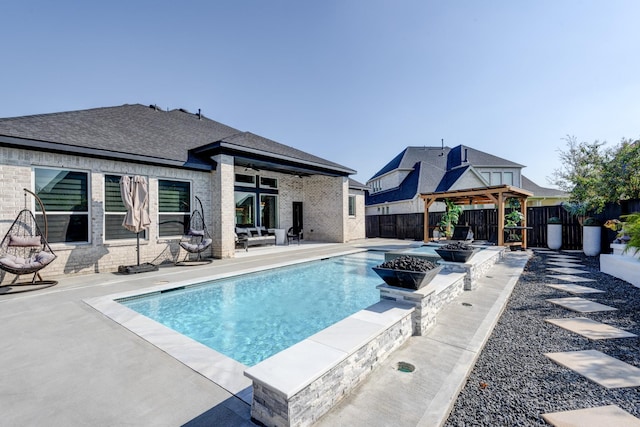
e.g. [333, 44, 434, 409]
[119, 251, 385, 366]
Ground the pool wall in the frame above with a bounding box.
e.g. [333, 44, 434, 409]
[245, 300, 414, 427]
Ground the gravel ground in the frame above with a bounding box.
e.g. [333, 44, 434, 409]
[444, 250, 640, 426]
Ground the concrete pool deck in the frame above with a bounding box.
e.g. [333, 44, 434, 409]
[0, 239, 528, 426]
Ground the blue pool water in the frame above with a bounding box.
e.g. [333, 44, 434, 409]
[120, 251, 385, 366]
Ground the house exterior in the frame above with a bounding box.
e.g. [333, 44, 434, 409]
[366, 145, 566, 215]
[0, 104, 366, 279]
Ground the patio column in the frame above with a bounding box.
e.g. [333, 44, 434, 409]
[211, 154, 236, 258]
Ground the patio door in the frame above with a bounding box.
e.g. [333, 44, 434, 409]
[292, 202, 303, 238]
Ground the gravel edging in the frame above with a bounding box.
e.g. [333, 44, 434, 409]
[444, 250, 640, 426]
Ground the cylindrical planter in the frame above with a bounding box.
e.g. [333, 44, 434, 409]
[547, 223, 562, 250]
[583, 225, 601, 256]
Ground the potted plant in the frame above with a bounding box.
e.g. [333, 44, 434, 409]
[582, 217, 601, 256]
[438, 199, 463, 239]
[620, 213, 640, 259]
[372, 255, 443, 290]
[504, 198, 525, 250]
[434, 241, 478, 262]
[547, 216, 562, 250]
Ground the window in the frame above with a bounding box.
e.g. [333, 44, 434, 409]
[235, 173, 256, 187]
[481, 172, 491, 184]
[348, 195, 356, 216]
[104, 175, 147, 240]
[503, 172, 513, 186]
[158, 180, 191, 237]
[259, 177, 278, 189]
[235, 192, 255, 226]
[492, 172, 502, 185]
[34, 167, 89, 243]
[260, 195, 278, 228]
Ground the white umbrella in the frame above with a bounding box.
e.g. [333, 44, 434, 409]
[120, 175, 150, 233]
[119, 175, 152, 267]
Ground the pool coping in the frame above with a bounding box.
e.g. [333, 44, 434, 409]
[82, 248, 373, 404]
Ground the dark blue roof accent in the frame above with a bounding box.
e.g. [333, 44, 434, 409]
[447, 145, 463, 170]
[366, 162, 421, 204]
[370, 148, 408, 179]
[435, 165, 469, 192]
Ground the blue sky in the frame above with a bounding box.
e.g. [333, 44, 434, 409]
[2, 1, 639, 187]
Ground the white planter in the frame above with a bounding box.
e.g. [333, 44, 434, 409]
[547, 223, 562, 250]
[583, 226, 601, 256]
[610, 243, 640, 259]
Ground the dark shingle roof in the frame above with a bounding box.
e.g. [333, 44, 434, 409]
[447, 145, 524, 169]
[366, 162, 422, 204]
[0, 104, 354, 174]
[521, 175, 568, 198]
[370, 146, 450, 179]
[435, 165, 470, 192]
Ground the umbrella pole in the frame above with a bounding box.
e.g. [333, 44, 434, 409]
[136, 232, 140, 266]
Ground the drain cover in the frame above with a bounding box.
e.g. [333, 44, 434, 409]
[397, 362, 415, 373]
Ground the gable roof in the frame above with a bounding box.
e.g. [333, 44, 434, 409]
[0, 104, 355, 175]
[521, 175, 567, 198]
[366, 162, 423, 204]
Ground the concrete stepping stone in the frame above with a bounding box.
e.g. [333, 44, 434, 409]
[546, 297, 617, 313]
[545, 283, 604, 294]
[547, 274, 596, 283]
[547, 255, 581, 261]
[547, 267, 589, 275]
[542, 405, 640, 426]
[544, 349, 640, 388]
[547, 261, 587, 268]
[545, 317, 637, 340]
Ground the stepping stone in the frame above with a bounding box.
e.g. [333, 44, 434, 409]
[545, 283, 604, 294]
[547, 261, 587, 268]
[545, 349, 640, 388]
[547, 297, 617, 313]
[548, 274, 596, 283]
[547, 267, 589, 275]
[542, 405, 640, 427]
[545, 317, 636, 340]
[547, 255, 581, 261]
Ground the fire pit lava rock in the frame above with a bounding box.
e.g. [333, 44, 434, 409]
[435, 242, 478, 262]
[372, 255, 443, 290]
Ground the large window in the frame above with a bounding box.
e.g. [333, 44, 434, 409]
[503, 172, 514, 186]
[34, 168, 89, 243]
[235, 192, 255, 226]
[348, 195, 356, 216]
[104, 175, 147, 240]
[158, 180, 191, 237]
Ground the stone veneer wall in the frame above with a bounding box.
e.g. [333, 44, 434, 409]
[378, 273, 466, 336]
[439, 247, 504, 291]
[249, 312, 413, 427]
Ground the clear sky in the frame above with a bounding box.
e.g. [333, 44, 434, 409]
[2, 1, 639, 187]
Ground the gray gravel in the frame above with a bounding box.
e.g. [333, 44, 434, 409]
[444, 250, 640, 426]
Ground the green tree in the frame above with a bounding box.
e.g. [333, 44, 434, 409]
[601, 138, 640, 202]
[549, 135, 608, 214]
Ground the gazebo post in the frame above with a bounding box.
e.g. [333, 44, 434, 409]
[497, 193, 506, 247]
[422, 196, 435, 243]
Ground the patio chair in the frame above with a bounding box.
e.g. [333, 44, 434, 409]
[0, 189, 57, 291]
[287, 227, 302, 245]
[177, 196, 213, 265]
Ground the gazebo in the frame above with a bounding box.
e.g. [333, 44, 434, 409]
[419, 185, 534, 248]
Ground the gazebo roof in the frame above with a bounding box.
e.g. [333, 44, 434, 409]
[419, 184, 533, 206]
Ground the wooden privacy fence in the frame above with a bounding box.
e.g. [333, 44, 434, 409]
[365, 200, 640, 251]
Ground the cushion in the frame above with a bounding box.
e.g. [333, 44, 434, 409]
[8, 235, 42, 247]
[187, 228, 205, 237]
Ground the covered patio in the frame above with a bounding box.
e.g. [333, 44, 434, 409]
[420, 185, 533, 248]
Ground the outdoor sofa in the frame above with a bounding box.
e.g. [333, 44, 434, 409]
[235, 227, 276, 251]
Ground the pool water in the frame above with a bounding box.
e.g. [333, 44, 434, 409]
[120, 251, 385, 366]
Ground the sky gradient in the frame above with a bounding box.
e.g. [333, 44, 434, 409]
[2, 1, 639, 187]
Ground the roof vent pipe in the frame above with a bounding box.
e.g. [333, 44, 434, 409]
[439, 138, 445, 156]
[463, 148, 468, 163]
[197, 108, 201, 120]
